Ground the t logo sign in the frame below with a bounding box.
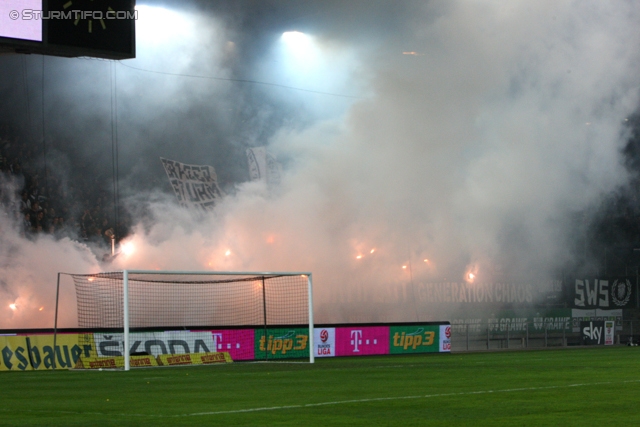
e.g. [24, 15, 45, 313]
[350, 330, 362, 352]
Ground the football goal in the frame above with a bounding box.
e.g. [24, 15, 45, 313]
[55, 270, 314, 369]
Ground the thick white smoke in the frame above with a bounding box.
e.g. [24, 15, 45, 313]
[2, 0, 640, 327]
[0, 214, 100, 328]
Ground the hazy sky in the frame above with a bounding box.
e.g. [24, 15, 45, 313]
[1, 0, 639, 328]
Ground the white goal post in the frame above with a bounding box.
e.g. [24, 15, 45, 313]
[60, 270, 314, 370]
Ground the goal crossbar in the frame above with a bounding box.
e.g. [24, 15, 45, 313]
[58, 270, 313, 370]
[121, 270, 313, 370]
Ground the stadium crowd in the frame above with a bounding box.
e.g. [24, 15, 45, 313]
[0, 124, 125, 252]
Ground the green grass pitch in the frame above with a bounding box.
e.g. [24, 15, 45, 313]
[1, 347, 639, 426]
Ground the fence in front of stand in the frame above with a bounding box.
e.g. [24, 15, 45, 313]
[450, 320, 639, 351]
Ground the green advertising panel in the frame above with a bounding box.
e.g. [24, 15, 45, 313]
[389, 325, 440, 354]
[254, 328, 310, 360]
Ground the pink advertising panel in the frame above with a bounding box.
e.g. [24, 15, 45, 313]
[209, 329, 255, 361]
[335, 326, 389, 356]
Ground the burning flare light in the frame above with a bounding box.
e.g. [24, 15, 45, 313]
[121, 241, 135, 256]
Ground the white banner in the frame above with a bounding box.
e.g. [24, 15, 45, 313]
[313, 327, 335, 358]
[94, 331, 217, 357]
[161, 157, 225, 211]
[604, 321, 615, 345]
[439, 325, 451, 352]
[571, 308, 622, 332]
[246, 147, 282, 186]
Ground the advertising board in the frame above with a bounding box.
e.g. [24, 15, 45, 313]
[93, 331, 217, 357]
[314, 327, 335, 358]
[335, 326, 389, 357]
[604, 321, 615, 346]
[209, 329, 255, 361]
[389, 325, 441, 354]
[581, 321, 605, 345]
[254, 328, 310, 360]
[1, 322, 450, 370]
[0, 333, 95, 371]
[440, 325, 451, 352]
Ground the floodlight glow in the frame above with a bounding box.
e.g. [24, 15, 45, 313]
[135, 4, 194, 44]
[269, 28, 360, 120]
[279, 31, 318, 70]
[281, 31, 311, 49]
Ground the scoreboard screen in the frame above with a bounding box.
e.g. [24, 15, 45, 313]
[0, 0, 135, 59]
[0, 0, 43, 41]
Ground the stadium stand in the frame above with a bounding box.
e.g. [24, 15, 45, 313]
[0, 123, 128, 252]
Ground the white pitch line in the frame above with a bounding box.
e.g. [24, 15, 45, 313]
[4, 379, 640, 419]
[167, 379, 640, 418]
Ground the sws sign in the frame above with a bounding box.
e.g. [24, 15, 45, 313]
[573, 278, 634, 308]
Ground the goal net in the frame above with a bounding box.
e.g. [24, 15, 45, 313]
[58, 270, 313, 369]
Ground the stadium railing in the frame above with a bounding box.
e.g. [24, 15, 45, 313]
[449, 320, 639, 352]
